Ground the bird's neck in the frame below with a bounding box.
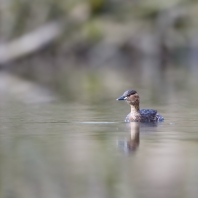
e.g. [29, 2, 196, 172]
[130, 103, 141, 121]
[130, 103, 140, 114]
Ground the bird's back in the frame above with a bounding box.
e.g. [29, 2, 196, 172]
[140, 109, 158, 122]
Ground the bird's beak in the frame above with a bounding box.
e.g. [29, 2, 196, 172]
[116, 95, 127, 100]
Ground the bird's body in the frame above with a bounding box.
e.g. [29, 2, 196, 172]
[125, 109, 164, 123]
[117, 90, 164, 123]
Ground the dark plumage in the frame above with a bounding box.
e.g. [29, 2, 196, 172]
[125, 109, 164, 122]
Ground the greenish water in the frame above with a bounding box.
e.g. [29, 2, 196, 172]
[1, 87, 198, 198]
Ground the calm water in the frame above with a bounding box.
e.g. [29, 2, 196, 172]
[1, 84, 198, 198]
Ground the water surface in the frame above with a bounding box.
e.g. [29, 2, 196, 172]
[1, 90, 198, 198]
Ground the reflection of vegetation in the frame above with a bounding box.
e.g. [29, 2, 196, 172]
[83, 70, 104, 101]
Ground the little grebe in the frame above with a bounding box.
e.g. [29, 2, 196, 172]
[117, 90, 164, 122]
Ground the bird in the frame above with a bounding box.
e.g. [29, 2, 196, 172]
[117, 90, 164, 122]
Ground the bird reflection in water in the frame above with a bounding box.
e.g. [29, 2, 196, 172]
[118, 122, 140, 153]
[127, 122, 140, 151]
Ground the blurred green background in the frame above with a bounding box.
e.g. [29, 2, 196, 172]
[1, 0, 198, 102]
